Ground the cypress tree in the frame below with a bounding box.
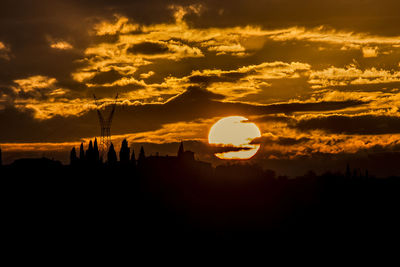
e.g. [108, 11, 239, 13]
[70, 147, 77, 165]
[86, 140, 94, 162]
[138, 146, 146, 165]
[94, 138, 99, 162]
[79, 143, 85, 160]
[107, 143, 117, 164]
[130, 148, 136, 166]
[119, 139, 130, 163]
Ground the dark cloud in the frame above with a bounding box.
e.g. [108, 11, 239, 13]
[253, 115, 294, 124]
[294, 115, 400, 135]
[88, 69, 124, 85]
[188, 71, 251, 85]
[258, 100, 367, 114]
[61, 0, 400, 35]
[208, 144, 252, 153]
[250, 136, 311, 146]
[127, 42, 170, 55]
[0, 86, 368, 142]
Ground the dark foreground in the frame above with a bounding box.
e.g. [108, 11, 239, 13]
[1, 158, 400, 247]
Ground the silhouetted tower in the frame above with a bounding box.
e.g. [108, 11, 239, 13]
[178, 141, 184, 158]
[119, 139, 130, 163]
[94, 94, 118, 159]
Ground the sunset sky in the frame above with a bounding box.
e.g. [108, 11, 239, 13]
[2, 0, 400, 175]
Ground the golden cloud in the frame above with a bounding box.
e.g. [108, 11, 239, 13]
[13, 75, 57, 93]
[309, 64, 400, 89]
[50, 41, 73, 50]
[0, 41, 11, 60]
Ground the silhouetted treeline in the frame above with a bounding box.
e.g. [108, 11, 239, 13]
[1, 140, 400, 242]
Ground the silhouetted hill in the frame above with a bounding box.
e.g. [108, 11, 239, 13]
[1, 142, 400, 244]
[10, 157, 62, 169]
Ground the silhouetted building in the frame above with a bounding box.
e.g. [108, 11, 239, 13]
[177, 141, 195, 162]
[70, 147, 77, 165]
[178, 141, 184, 158]
[119, 139, 130, 164]
[107, 143, 117, 164]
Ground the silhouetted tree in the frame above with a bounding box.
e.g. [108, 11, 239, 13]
[138, 146, 146, 165]
[178, 141, 184, 158]
[86, 140, 94, 162]
[130, 148, 136, 166]
[94, 138, 100, 162]
[107, 143, 117, 164]
[346, 163, 351, 178]
[79, 143, 85, 161]
[119, 139, 130, 163]
[70, 147, 77, 165]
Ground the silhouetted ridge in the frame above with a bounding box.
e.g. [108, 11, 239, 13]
[1, 140, 399, 242]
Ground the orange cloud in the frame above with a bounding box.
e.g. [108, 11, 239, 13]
[50, 41, 73, 50]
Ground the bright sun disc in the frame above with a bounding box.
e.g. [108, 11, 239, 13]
[208, 116, 261, 159]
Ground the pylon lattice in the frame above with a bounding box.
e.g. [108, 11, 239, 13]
[93, 94, 118, 158]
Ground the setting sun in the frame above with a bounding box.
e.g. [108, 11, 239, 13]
[208, 116, 261, 160]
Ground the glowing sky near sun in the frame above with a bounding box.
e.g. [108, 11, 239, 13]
[208, 116, 261, 159]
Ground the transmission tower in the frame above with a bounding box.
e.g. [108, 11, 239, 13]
[93, 94, 118, 158]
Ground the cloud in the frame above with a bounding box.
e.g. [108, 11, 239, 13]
[140, 71, 155, 79]
[294, 115, 400, 135]
[309, 64, 400, 89]
[362, 46, 378, 58]
[13, 76, 57, 94]
[0, 41, 11, 60]
[50, 41, 73, 50]
[87, 69, 124, 85]
[127, 41, 170, 55]
[250, 135, 311, 146]
[0, 85, 368, 142]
